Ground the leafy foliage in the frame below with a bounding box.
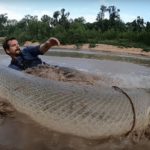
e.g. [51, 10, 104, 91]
[0, 6, 150, 51]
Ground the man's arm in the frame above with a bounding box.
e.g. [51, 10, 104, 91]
[40, 37, 60, 54]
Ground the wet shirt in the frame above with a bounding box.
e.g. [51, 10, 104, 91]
[9, 45, 44, 71]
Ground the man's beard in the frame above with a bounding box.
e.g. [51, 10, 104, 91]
[15, 49, 21, 56]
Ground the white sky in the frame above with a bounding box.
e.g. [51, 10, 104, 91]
[0, 0, 150, 23]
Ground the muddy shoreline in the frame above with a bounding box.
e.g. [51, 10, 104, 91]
[55, 44, 150, 57]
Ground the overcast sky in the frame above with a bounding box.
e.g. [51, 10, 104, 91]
[0, 0, 150, 23]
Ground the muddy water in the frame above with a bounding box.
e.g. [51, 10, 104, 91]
[0, 98, 150, 150]
[41, 56, 150, 88]
[1, 55, 150, 88]
[0, 55, 150, 149]
[2, 54, 150, 88]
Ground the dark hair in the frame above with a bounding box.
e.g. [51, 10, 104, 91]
[3, 37, 17, 54]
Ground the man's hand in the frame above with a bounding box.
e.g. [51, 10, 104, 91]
[40, 37, 60, 54]
[48, 37, 60, 47]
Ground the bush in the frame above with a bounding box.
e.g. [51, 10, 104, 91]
[75, 43, 83, 49]
[89, 43, 96, 48]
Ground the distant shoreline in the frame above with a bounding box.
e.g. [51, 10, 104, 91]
[55, 44, 150, 57]
[23, 41, 150, 57]
[1, 42, 150, 57]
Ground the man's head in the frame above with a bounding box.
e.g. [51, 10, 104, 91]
[3, 37, 21, 57]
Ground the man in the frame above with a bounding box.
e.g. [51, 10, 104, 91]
[2, 37, 60, 71]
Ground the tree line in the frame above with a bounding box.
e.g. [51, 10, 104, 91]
[0, 5, 150, 51]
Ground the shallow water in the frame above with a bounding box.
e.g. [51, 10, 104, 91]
[41, 56, 150, 88]
[1, 54, 150, 88]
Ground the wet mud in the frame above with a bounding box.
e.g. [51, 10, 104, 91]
[24, 64, 100, 85]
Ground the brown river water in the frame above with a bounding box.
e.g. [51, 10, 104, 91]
[0, 53, 150, 150]
[0, 95, 150, 150]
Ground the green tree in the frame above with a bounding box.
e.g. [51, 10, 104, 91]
[5, 19, 18, 36]
[107, 6, 120, 21]
[0, 13, 8, 36]
[74, 17, 86, 24]
[127, 16, 145, 32]
[146, 21, 150, 32]
[59, 8, 70, 29]
[96, 5, 107, 21]
[52, 11, 60, 26]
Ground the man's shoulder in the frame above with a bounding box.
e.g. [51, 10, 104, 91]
[23, 45, 40, 50]
[22, 45, 42, 55]
[22, 46, 37, 52]
[21, 46, 30, 53]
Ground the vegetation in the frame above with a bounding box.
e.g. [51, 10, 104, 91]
[0, 5, 150, 51]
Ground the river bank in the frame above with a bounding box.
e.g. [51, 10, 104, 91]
[55, 43, 150, 57]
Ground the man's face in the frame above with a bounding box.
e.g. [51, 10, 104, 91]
[6, 39, 21, 57]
